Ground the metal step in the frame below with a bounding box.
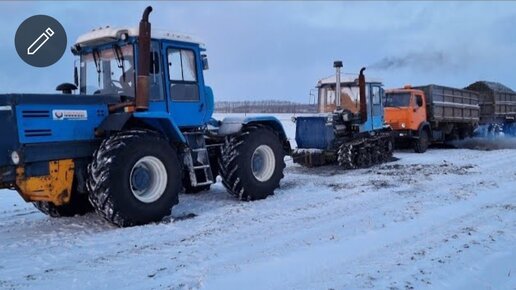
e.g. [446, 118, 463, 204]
[193, 165, 210, 169]
[191, 148, 208, 152]
[195, 181, 213, 186]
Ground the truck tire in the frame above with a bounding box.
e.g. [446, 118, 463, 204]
[87, 129, 181, 227]
[219, 126, 285, 201]
[414, 129, 429, 153]
[33, 192, 93, 218]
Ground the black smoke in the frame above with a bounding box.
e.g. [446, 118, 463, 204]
[369, 51, 448, 71]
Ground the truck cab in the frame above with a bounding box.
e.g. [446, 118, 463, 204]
[384, 86, 426, 132]
[384, 86, 430, 153]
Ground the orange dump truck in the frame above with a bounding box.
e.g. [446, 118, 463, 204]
[384, 85, 479, 153]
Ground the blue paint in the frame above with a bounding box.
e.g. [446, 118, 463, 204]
[133, 111, 186, 143]
[2, 33, 288, 169]
[295, 116, 334, 149]
[16, 104, 108, 144]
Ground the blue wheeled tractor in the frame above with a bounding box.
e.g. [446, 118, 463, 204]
[0, 7, 290, 227]
[292, 61, 393, 168]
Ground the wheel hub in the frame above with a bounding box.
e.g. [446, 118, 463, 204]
[131, 166, 151, 192]
[251, 145, 276, 182]
[129, 156, 168, 203]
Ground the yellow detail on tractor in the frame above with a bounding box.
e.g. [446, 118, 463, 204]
[15, 159, 75, 206]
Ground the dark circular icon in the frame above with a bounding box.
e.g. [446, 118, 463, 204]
[15, 15, 67, 67]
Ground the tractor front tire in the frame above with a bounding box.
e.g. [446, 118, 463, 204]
[219, 126, 286, 201]
[33, 192, 93, 218]
[87, 130, 181, 227]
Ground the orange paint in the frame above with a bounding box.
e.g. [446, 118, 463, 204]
[384, 88, 427, 131]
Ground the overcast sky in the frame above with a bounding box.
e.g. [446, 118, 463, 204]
[1, 1, 515, 102]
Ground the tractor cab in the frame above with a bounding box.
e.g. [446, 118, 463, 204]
[315, 71, 385, 133]
[70, 26, 214, 127]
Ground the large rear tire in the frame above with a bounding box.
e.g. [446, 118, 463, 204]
[87, 129, 181, 227]
[219, 126, 286, 201]
[32, 191, 93, 218]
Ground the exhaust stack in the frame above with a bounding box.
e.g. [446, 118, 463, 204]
[359, 67, 367, 123]
[334, 61, 343, 109]
[135, 6, 153, 111]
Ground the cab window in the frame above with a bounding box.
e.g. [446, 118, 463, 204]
[372, 86, 380, 105]
[167, 48, 199, 101]
[149, 41, 164, 101]
[415, 95, 424, 107]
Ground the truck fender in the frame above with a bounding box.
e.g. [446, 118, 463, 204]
[219, 116, 291, 152]
[418, 122, 431, 138]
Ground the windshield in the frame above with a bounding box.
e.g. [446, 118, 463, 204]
[79, 44, 135, 97]
[385, 92, 411, 107]
[318, 84, 360, 113]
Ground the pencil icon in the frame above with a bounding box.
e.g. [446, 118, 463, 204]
[27, 27, 54, 55]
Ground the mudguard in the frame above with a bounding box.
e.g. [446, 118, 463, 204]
[132, 112, 186, 143]
[97, 111, 186, 143]
[97, 112, 132, 132]
[218, 116, 290, 151]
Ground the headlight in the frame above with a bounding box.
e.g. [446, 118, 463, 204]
[401, 123, 406, 128]
[10, 151, 20, 165]
[327, 115, 333, 123]
[291, 116, 297, 123]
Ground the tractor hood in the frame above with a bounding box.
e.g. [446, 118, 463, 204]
[0, 93, 121, 170]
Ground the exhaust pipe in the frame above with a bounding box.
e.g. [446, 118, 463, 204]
[135, 6, 153, 111]
[334, 61, 343, 109]
[359, 67, 367, 123]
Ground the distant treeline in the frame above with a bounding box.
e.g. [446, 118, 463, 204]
[215, 100, 317, 113]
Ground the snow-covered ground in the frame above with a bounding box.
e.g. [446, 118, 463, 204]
[0, 114, 515, 290]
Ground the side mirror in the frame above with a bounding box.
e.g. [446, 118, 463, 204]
[202, 54, 209, 70]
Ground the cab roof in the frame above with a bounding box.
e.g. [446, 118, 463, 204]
[317, 74, 383, 88]
[75, 26, 205, 48]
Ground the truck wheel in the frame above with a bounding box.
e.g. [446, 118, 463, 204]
[414, 130, 429, 153]
[219, 126, 285, 201]
[87, 130, 181, 227]
[33, 192, 93, 218]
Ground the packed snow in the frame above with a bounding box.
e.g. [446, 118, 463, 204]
[0, 114, 515, 290]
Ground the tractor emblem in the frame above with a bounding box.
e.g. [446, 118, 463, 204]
[54, 111, 64, 119]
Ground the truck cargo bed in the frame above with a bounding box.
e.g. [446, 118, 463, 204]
[413, 85, 479, 124]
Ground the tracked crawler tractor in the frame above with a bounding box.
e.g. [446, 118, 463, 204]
[292, 61, 393, 168]
[0, 7, 289, 227]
